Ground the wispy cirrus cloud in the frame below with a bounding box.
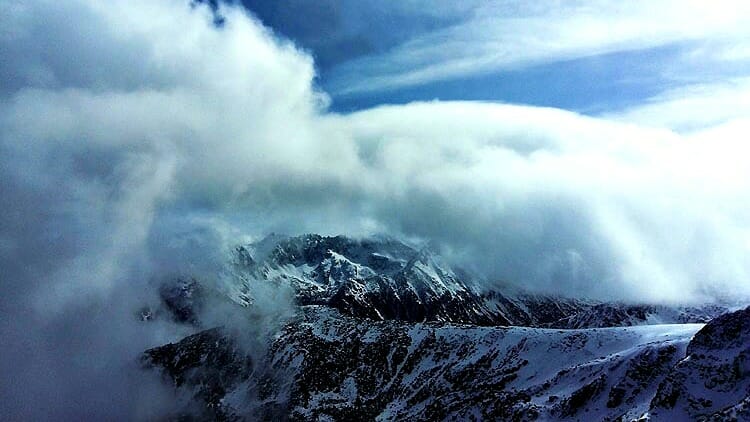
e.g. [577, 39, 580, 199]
[605, 77, 750, 133]
[326, 0, 750, 97]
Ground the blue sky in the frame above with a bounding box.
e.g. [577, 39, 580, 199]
[235, 0, 750, 116]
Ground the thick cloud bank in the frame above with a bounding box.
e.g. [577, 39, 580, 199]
[1, 0, 750, 418]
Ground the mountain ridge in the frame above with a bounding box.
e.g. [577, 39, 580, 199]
[145, 305, 750, 420]
[156, 233, 728, 329]
[141, 233, 750, 420]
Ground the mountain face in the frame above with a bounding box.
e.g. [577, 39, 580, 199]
[234, 234, 514, 325]
[649, 306, 750, 420]
[214, 234, 724, 329]
[141, 234, 746, 420]
[549, 303, 729, 329]
[145, 305, 747, 421]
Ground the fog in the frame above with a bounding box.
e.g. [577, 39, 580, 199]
[1, 0, 749, 418]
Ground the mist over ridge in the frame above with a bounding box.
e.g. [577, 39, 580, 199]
[2, 0, 750, 419]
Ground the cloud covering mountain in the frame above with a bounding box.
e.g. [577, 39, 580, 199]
[1, 0, 750, 418]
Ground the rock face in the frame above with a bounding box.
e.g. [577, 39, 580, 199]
[146, 306, 707, 421]
[143, 328, 253, 420]
[158, 277, 205, 325]
[649, 306, 750, 420]
[240, 234, 520, 325]
[141, 234, 745, 421]
[220, 234, 724, 329]
[548, 303, 728, 329]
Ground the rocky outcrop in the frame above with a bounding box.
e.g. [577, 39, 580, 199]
[145, 306, 703, 420]
[142, 328, 253, 420]
[649, 306, 750, 420]
[547, 303, 728, 329]
[223, 234, 724, 329]
[140, 234, 744, 421]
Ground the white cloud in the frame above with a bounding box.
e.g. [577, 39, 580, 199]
[327, 0, 750, 96]
[339, 101, 750, 301]
[2, 0, 749, 314]
[605, 77, 750, 133]
[0, 0, 328, 417]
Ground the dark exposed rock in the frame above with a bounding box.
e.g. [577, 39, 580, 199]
[159, 277, 205, 325]
[142, 328, 253, 420]
[649, 306, 750, 420]
[230, 234, 725, 329]
[550, 303, 728, 329]
[556, 373, 608, 417]
[144, 305, 711, 420]
[606, 344, 679, 410]
[138, 234, 745, 421]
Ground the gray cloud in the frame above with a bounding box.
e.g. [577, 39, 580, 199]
[1, 0, 750, 418]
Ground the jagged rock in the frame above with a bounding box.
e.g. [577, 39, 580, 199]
[142, 327, 253, 420]
[550, 303, 728, 329]
[145, 306, 706, 420]
[139, 234, 746, 421]
[649, 306, 750, 420]
[158, 277, 205, 325]
[223, 234, 724, 329]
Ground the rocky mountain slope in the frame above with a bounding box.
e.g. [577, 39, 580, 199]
[145, 305, 750, 420]
[648, 306, 750, 420]
[141, 234, 746, 421]
[170, 234, 724, 329]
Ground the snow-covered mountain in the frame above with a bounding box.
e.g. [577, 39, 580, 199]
[233, 233, 505, 324]
[192, 234, 724, 329]
[648, 306, 750, 420]
[144, 305, 750, 420]
[549, 303, 729, 329]
[141, 234, 748, 420]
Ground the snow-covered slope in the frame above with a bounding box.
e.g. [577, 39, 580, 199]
[214, 234, 724, 329]
[648, 306, 750, 420]
[142, 234, 747, 421]
[549, 303, 728, 329]
[234, 234, 505, 325]
[144, 306, 706, 420]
